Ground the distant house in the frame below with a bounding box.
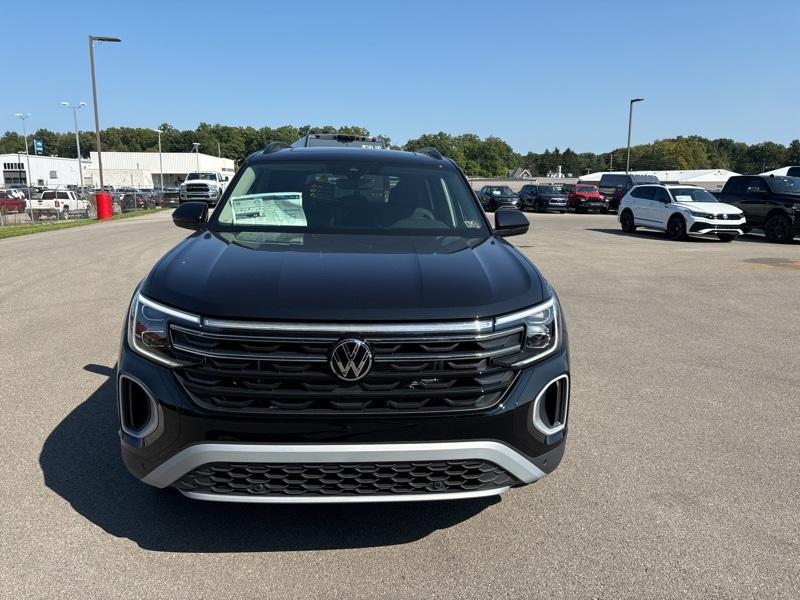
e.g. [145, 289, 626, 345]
[508, 167, 532, 179]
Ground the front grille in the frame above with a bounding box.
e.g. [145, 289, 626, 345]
[690, 222, 741, 232]
[174, 460, 518, 497]
[186, 184, 209, 193]
[171, 324, 522, 415]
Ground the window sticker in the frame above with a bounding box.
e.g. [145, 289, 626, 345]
[230, 192, 306, 226]
[673, 195, 693, 202]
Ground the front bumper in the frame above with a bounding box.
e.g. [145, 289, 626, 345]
[571, 199, 606, 212]
[180, 191, 219, 205]
[496, 200, 521, 209]
[117, 325, 570, 503]
[688, 216, 746, 235]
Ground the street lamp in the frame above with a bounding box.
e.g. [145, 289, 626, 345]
[14, 112, 34, 221]
[626, 98, 644, 173]
[88, 35, 121, 192]
[61, 101, 87, 188]
[191, 142, 200, 172]
[151, 129, 164, 192]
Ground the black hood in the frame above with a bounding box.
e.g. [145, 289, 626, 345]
[142, 231, 545, 322]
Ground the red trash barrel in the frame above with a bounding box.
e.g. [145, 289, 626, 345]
[96, 192, 113, 220]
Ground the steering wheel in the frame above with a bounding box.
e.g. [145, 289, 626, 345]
[411, 207, 435, 221]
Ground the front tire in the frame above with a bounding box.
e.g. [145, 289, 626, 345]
[667, 215, 687, 240]
[620, 209, 637, 233]
[716, 233, 737, 242]
[763, 214, 793, 243]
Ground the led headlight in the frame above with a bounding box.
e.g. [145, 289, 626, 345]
[689, 210, 715, 219]
[128, 293, 201, 367]
[495, 296, 560, 367]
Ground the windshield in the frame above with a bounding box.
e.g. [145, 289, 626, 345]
[669, 188, 718, 203]
[767, 176, 800, 195]
[490, 186, 515, 196]
[187, 173, 216, 181]
[212, 160, 488, 237]
[577, 185, 597, 193]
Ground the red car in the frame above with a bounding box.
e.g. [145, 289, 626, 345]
[567, 184, 608, 213]
[0, 191, 27, 213]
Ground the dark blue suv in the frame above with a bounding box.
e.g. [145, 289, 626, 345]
[117, 144, 570, 503]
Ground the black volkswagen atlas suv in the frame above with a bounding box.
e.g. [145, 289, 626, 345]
[118, 144, 571, 503]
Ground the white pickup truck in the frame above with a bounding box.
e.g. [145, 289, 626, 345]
[31, 190, 91, 220]
[179, 171, 230, 206]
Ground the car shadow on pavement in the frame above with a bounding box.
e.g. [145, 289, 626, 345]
[39, 365, 496, 553]
[589, 228, 799, 245]
[588, 228, 728, 243]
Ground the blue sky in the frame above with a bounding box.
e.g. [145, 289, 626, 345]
[3, 0, 798, 153]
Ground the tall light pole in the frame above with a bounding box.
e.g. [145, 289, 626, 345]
[14, 113, 34, 221]
[151, 129, 164, 191]
[61, 101, 87, 188]
[89, 35, 121, 192]
[626, 98, 644, 173]
[191, 142, 200, 172]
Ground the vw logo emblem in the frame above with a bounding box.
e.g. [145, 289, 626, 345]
[329, 338, 373, 382]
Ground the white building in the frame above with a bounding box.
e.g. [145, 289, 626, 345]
[1, 151, 236, 190]
[760, 166, 800, 177]
[578, 169, 740, 191]
[87, 151, 236, 188]
[1, 154, 88, 188]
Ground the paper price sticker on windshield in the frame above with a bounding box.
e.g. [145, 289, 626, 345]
[674, 195, 693, 202]
[230, 192, 307, 226]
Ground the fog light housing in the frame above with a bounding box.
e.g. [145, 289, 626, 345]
[118, 375, 158, 438]
[532, 374, 570, 437]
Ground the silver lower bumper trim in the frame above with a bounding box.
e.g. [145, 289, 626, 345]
[180, 486, 511, 504]
[141, 441, 546, 500]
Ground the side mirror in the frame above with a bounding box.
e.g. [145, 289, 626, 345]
[494, 208, 529, 237]
[172, 201, 208, 230]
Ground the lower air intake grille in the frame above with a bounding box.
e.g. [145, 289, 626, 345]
[174, 460, 518, 497]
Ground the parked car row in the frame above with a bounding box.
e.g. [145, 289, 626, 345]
[618, 174, 800, 243]
[475, 183, 611, 214]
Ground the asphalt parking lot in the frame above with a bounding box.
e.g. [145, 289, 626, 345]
[1, 211, 798, 599]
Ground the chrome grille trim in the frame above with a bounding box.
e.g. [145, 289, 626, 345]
[201, 317, 495, 334]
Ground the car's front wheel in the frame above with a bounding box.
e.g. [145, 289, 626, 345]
[620, 209, 636, 233]
[667, 215, 687, 240]
[763, 214, 793, 243]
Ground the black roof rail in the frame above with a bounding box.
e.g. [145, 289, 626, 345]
[263, 142, 291, 154]
[415, 147, 443, 160]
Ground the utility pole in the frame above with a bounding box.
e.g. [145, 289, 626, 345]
[14, 113, 34, 222]
[61, 102, 87, 188]
[89, 35, 122, 192]
[151, 129, 164, 192]
[626, 98, 645, 173]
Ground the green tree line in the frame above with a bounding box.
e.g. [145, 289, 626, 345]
[1, 124, 797, 178]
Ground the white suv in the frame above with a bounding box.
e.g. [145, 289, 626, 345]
[618, 184, 745, 241]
